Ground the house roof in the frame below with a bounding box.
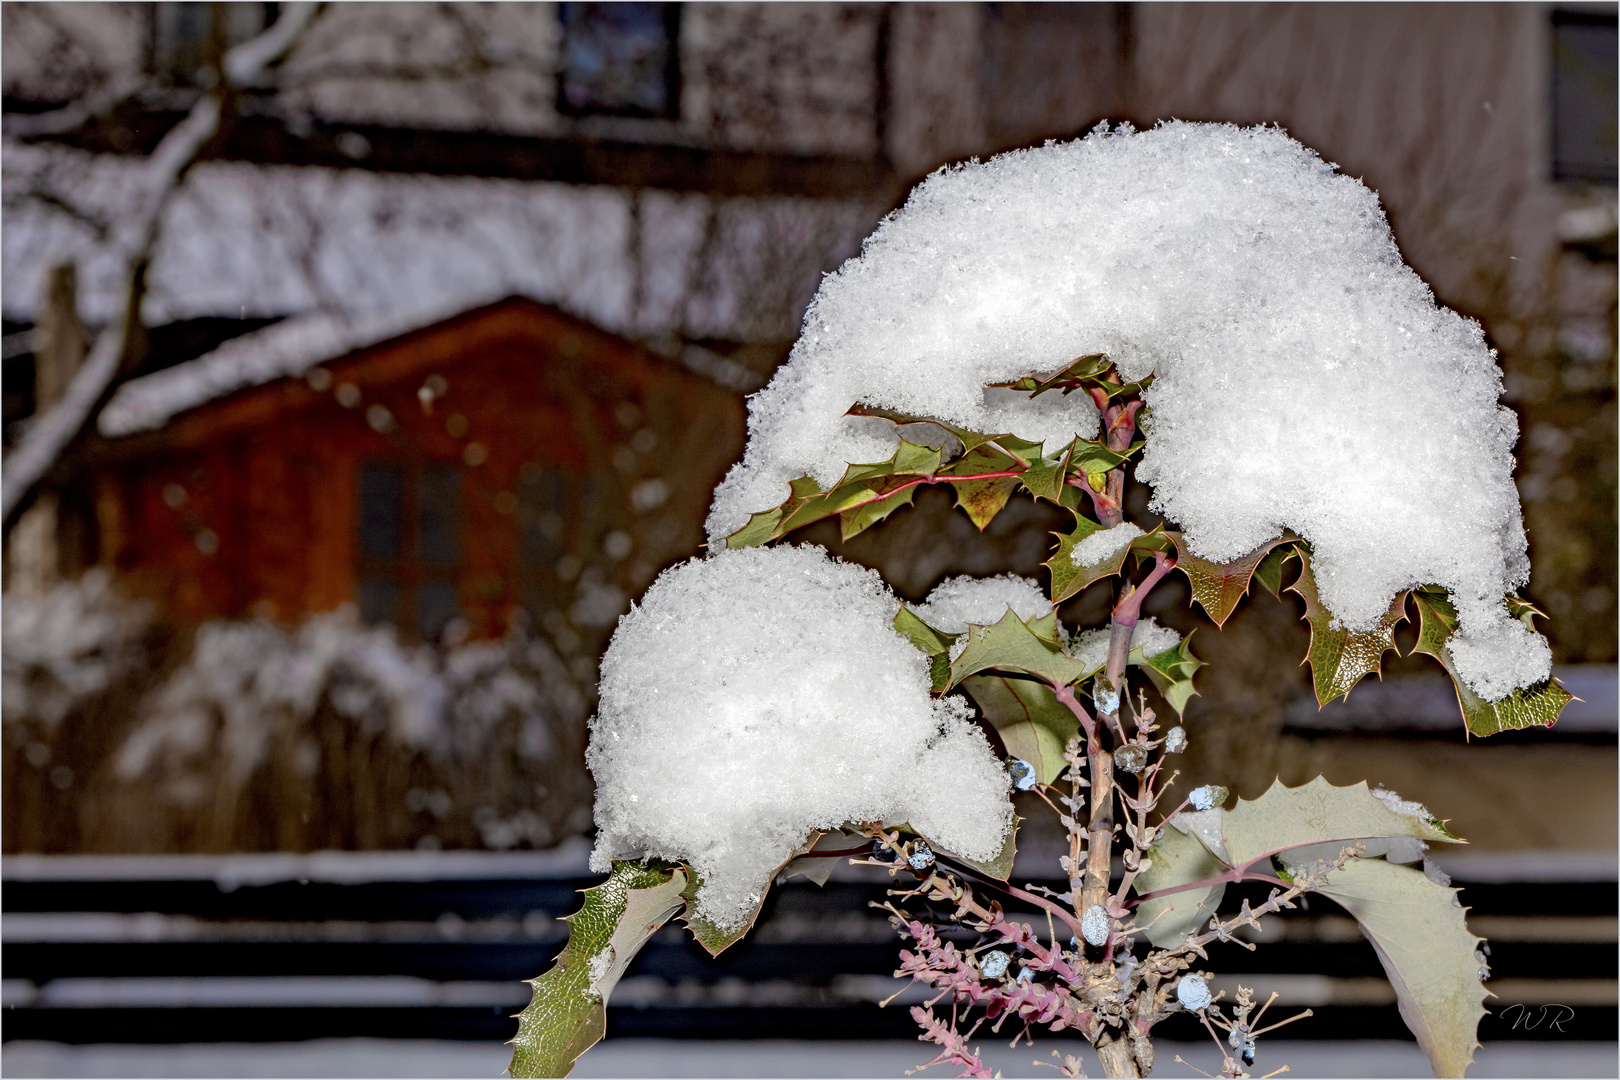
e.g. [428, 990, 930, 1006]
[97, 294, 763, 438]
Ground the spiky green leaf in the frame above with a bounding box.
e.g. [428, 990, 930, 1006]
[1133, 634, 1203, 717]
[1215, 777, 1460, 872]
[1168, 533, 1295, 628]
[1252, 542, 1298, 598]
[1313, 857, 1488, 1078]
[946, 608, 1096, 690]
[1019, 442, 1072, 503]
[960, 674, 1078, 785]
[893, 606, 958, 656]
[1410, 587, 1575, 737]
[1133, 820, 1227, 947]
[1046, 516, 1172, 604]
[510, 861, 687, 1078]
[1287, 549, 1407, 706]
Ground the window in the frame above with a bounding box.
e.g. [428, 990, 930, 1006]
[1552, 10, 1618, 184]
[357, 461, 462, 641]
[556, 3, 680, 119]
[152, 3, 278, 85]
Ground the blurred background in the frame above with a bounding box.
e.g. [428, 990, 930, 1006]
[1, 2, 1614, 1077]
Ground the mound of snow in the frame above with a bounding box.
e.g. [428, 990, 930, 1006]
[705, 122, 1546, 700]
[909, 573, 1053, 634]
[588, 545, 1013, 929]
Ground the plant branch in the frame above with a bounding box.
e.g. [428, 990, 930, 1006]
[0, 2, 323, 529]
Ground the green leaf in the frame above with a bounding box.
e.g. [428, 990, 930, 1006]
[950, 476, 1021, 529]
[510, 861, 688, 1078]
[1019, 442, 1072, 503]
[946, 608, 1096, 690]
[1411, 587, 1576, 737]
[1045, 512, 1108, 603]
[1216, 777, 1460, 872]
[1252, 542, 1298, 598]
[989, 355, 1154, 403]
[1313, 857, 1488, 1078]
[723, 442, 944, 548]
[1133, 634, 1203, 717]
[893, 606, 958, 656]
[844, 403, 1001, 456]
[990, 353, 1113, 396]
[840, 484, 918, 539]
[943, 442, 1025, 530]
[1287, 549, 1407, 706]
[1046, 516, 1172, 604]
[1133, 820, 1227, 947]
[960, 674, 1079, 785]
[1168, 533, 1295, 628]
[1067, 435, 1141, 478]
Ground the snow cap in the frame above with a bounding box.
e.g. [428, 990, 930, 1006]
[705, 122, 1548, 701]
[588, 545, 1013, 929]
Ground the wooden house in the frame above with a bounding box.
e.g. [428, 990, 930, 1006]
[87, 297, 745, 649]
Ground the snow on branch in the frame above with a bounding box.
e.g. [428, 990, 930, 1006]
[587, 545, 1013, 929]
[706, 122, 1550, 700]
[0, 3, 323, 527]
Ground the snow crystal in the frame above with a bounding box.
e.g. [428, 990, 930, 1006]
[1164, 726, 1188, 754]
[1188, 785, 1228, 812]
[1081, 904, 1110, 946]
[706, 122, 1547, 700]
[1071, 523, 1144, 569]
[1371, 787, 1433, 821]
[979, 951, 1011, 979]
[586, 948, 614, 990]
[587, 545, 1013, 930]
[1177, 974, 1212, 1011]
[908, 574, 1053, 634]
[1065, 617, 1183, 672]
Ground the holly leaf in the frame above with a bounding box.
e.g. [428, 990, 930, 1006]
[1133, 634, 1203, 717]
[510, 860, 688, 1078]
[1287, 548, 1407, 706]
[1252, 542, 1298, 598]
[1169, 533, 1296, 628]
[840, 484, 918, 539]
[990, 353, 1113, 396]
[943, 441, 1026, 529]
[1047, 517, 1172, 604]
[1215, 777, 1459, 872]
[845, 403, 1002, 456]
[893, 606, 958, 656]
[1045, 512, 1109, 603]
[947, 608, 1095, 690]
[1410, 587, 1575, 737]
[679, 832, 824, 956]
[1133, 820, 1227, 948]
[1312, 856, 1488, 1078]
[1019, 442, 1072, 503]
[961, 674, 1078, 785]
[1067, 434, 1142, 479]
[723, 442, 943, 548]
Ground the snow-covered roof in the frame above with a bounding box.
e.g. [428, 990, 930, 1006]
[99, 295, 503, 436]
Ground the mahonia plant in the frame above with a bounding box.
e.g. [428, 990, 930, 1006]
[509, 360, 1569, 1080]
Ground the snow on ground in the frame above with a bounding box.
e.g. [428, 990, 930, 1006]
[587, 545, 1012, 929]
[4, 1038, 1613, 1078]
[704, 122, 1549, 701]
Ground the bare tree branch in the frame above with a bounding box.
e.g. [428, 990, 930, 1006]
[2, 2, 324, 528]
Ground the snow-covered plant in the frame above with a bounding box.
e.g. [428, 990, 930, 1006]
[109, 607, 589, 850]
[511, 124, 1570, 1079]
